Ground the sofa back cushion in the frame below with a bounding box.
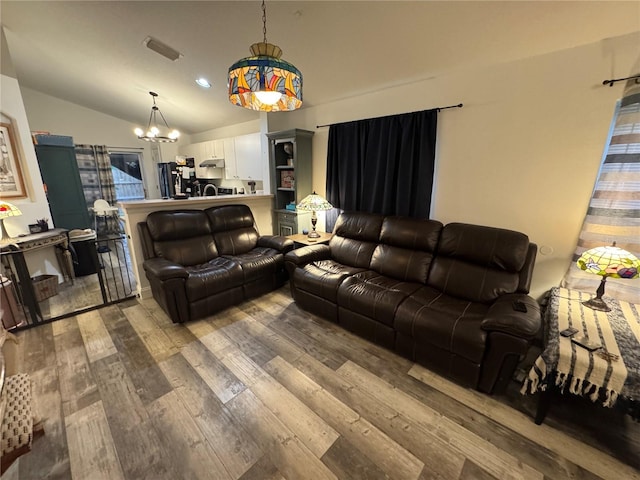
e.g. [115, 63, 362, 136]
[205, 205, 259, 255]
[146, 210, 218, 266]
[427, 222, 531, 303]
[329, 211, 384, 268]
[370, 217, 443, 283]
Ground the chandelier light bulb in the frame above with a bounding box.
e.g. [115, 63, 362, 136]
[134, 127, 144, 136]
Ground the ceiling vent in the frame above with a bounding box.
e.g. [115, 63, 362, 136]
[143, 36, 183, 61]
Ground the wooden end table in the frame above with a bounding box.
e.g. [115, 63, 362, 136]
[287, 232, 333, 248]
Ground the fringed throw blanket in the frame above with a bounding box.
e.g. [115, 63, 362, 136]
[522, 287, 640, 412]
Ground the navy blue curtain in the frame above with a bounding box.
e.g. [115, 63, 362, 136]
[326, 109, 438, 231]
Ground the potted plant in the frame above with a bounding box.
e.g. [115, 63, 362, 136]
[36, 218, 49, 232]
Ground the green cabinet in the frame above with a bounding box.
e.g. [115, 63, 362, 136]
[267, 129, 313, 235]
[35, 145, 91, 230]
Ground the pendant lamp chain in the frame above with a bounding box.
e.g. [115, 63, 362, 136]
[262, 0, 268, 44]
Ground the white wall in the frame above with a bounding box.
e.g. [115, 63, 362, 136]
[269, 32, 640, 300]
[20, 87, 181, 200]
[1, 29, 57, 278]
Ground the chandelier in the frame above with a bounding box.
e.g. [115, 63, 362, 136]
[134, 91, 180, 142]
[228, 0, 302, 112]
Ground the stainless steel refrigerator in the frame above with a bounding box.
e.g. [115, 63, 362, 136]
[158, 162, 177, 198]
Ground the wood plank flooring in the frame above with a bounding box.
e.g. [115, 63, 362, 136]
[5, 286, 639, 479]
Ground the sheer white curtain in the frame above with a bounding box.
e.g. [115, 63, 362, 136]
[562, 79, 640, 303]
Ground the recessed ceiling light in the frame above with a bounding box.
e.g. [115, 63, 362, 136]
[196, 78, 211, 88]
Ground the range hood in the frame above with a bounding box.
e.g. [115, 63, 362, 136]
[199, 159, 225, 168]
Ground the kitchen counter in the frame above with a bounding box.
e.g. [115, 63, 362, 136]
[119, 193, 271, 209]
[120, 194, 274, 298]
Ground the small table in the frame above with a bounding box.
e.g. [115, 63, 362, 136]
[0, 228, 74, 325]
[522, 287, 640, 424]
[287, 232, 333, 248]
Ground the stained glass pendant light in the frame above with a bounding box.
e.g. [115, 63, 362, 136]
[134, 92, 180, 142]
[576, 242, 640, 311]
[228, 0, 302, 112]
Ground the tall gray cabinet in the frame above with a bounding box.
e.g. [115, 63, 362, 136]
[267, 129, 313, 235]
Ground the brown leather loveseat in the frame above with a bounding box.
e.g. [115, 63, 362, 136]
[284, 211, 542, 393]
[138, 204, 294, 323]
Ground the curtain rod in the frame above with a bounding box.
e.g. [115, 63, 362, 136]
[316, 103, 463, 129]
[602, 74, 640, 87]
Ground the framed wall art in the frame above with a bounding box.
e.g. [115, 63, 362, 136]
[0, 119, 27, 198]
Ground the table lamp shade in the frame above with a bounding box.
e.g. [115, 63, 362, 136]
[577, 244, 640, 279]
[0, 201, 22, 240]
[296, 192, 333, 239]
[576, 243, 640, 311]
[296, 193, 333, 212]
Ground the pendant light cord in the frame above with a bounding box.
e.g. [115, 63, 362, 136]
[262, 0, 268, 43]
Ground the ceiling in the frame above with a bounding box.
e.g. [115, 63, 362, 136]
[2, 1, 639, 135]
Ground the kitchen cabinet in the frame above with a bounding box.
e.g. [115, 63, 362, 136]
[224, 138, 237, 180]
[180, 142, 223, 179]
[267, 129, 313, 234]
[225, 133, 262, 181]
[202, 139, 224, 161]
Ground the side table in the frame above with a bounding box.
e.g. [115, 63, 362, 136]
[521, 287, 640, 424]
[287, 232, 333, 248]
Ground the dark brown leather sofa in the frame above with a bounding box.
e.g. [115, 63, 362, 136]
[284, 211, 542, 393]
[138, 205, 294, 323]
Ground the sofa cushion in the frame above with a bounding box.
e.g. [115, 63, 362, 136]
[427, 223, 530, 303]
[206, 205, 260, 255]
[214, 227, 260, 256]
[329, 211, 384, 268]
[293, 260, 366, 304]
[147, 210, 218, 266]
[225, 247, 284, 282]
[395, 286, 489, 364]
[368, 217, 442, 283]
[185, 257, 244, 301]
[337, 271, 421, 327]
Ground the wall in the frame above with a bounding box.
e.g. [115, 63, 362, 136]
[1, 29, 57, 277]
[269, 31, 640, 300]
[20, 87, 181, 200]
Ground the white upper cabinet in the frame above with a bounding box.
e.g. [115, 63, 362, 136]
[224, 138, 238, 180]
[182, 134, 262, 181]
[202, 139, 224, 160]
[232, 133, 263, 181]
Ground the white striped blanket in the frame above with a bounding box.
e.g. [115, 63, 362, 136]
[522, 287, 640, 408]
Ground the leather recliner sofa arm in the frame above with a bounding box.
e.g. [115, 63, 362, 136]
[285, 244, 331, 266]
[481, 294, 542, 340]
[257, 235, 295, 253]
[143, 258, 189, 281]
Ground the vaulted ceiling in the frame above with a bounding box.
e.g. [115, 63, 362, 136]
[2, 1, 639, 134]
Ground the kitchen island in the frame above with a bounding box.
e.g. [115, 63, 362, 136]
[120, 194, 274, 298]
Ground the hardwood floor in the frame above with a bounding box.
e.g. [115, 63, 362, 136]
[5, 286, 639, 479]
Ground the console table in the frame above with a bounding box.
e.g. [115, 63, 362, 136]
[0, 228, 74, 325]
[521, 287, 640, 424]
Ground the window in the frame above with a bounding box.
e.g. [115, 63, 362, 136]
[109, 152, 145, 203]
